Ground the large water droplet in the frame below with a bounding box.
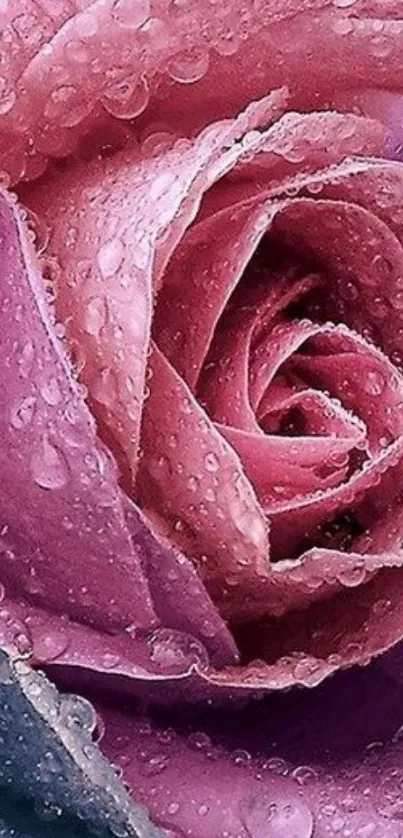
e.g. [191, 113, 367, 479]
[30, 436, 70, 490]
[83, 296, 107, 336]
[112, 0, 150, 28]
[167, 48, 209, 83]
[239, 794, 314, 838]
[33, 628, 69, 662]
[40, 377, 62, 406]
[97, 238, 124, 279]
[59, 694, 97, 732]
[103, 75, 149, 119]
[10, 395, 37, 429]
[204, 452, 219, 472]
[364, 370, 385, 397]
[337, 563, 366, 587]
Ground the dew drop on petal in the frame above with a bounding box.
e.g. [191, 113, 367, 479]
[102, 75, 150, 120]
[97, 238, 124, 279]
[0, 78, 16, 115]
[363, 370, 385, 396]
[101, 652, 120, 669]
[167, 48, 209, 84]
[59, 694, 97, 731]
[112, 0, 150, 28]
[33, 629, 69, 662]
[30, 436, 70, 490]
[83, 296, 107, 336]
[338, 563, 366, 587]
[204, 452, 219, 472]
[10, 395, 37, 429]
[40, 377, 62, 407]
[239, 793, 314, 838]
[64, 39, 88, 64]
[291, 765, 318, 786]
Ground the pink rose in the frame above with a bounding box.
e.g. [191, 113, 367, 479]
[1, 1, 403, 835]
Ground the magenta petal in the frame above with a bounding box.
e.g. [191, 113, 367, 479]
[0, 186, 156, 632]
[99, 704, 314, 838]
[124, 501, 239, 668]
[94, 657, 403, 837]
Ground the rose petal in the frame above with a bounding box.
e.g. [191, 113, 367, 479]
[24, 90, 287, 488]
[137, 343, 269, 595]
[0, 186, 157, 632]
[95, 657, 403, 837]
[99, 705, 314, 838]
[124, 501, 239, 668]
[0, 649, 163, 838]
[0, 0, 396, 184]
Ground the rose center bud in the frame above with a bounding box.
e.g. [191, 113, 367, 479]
[192, 235, 402, 568]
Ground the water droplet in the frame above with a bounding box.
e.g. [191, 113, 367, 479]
[205, 487, 216, 502]
[239, 793, 314, 838]
[83, 296, 107, 336]
[18, 341, 35, 378]
[231, 749, 252, 768]
[103, 74, 149, 119]
[372, 597, 392, 615]
[142, 753, 170, 776]
[33, 628, 69, 662]
[263, 757, 289, 775]
[332, 18, 354, 35]
[112, 0, 150, 28]
[370, 35, 392, 58]
[97, 238, 124, 279]
[197, 803, 210, 816]
[364, 370, 385, 397]
[101, 652, 120, 669]
[10, 395, 37, 429]
[204, 452, 219, 472]
[30, 436, 70, 490]
[14, 630, 33, 656]
[167, 48, 209, 83]
[64, 39, 88, 64]
[40, 377, 62, 406]
[187, 475, 199, 491]
[337, 563, 366, 587]
[215, 28, 241, 56]
[59, 694, 97, 731]
[0, 77, 16, 115]
[291, 765, 318, 786]
[333, 0, 356, 6]
[188, 731, 211, 749]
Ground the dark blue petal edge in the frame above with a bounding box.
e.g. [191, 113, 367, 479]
[0, 649, 166, 838]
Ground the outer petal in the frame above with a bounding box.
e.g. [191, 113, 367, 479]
[0, 186, 156, 633]
[0, 182, 237, 686]
[0, 650, 164, 837]
[95, 654, 403, 837]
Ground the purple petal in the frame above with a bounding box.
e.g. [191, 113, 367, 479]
[93, 655, 403, 837]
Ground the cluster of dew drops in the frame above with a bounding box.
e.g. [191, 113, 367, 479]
[0, 654, 139, 838]
[106, 719, 403, 838]
[0, 0, 397, 185]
